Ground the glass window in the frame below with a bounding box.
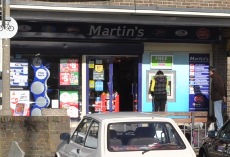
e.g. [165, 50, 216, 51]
[85, 121, 99, 148]
[71, 118, 92, 145]
[107, 122, 186, 152]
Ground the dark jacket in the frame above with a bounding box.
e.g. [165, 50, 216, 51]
[154, 75, 167, 95]
[210, 73, 226, 101]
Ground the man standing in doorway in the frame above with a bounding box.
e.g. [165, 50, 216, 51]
[209, 66, 226, 130]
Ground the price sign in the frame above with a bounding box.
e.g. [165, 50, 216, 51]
[60, 58, 79, 85]
[60, 72, 70, 85]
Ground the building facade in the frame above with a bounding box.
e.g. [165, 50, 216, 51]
[1, 0, 229, 118]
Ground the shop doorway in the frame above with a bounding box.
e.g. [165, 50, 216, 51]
[87, 56, 138, 113]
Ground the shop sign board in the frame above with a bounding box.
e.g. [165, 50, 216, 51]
[16, 21, 221, 43]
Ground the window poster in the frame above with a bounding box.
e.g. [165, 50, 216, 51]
[60, 58, 79, 85]
[93, 64, 104, 80]
[10, 90, 30, 116]
[10, 62, 28, 87]
[189, 54, 209, 111]
[60, 91, 79, 118]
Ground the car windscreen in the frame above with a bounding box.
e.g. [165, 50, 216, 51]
[107, 122, 186, 152]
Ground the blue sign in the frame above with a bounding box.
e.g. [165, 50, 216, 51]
[95, 80, 103, 91]
[189, 54, 210, 111]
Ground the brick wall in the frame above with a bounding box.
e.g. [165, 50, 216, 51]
[0, 116, 70, 157]
[10, 0, 230, 10]
[212, 44, 227, 84]
[212, 44, 229, 119]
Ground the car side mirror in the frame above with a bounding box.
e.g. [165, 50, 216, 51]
[207, 130, 216, 138]
[60, 133, 71, 141]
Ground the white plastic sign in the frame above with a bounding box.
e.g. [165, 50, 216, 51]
[0, 17, 18, 38]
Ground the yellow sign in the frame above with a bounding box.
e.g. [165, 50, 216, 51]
[89, 80, 95, 88]
[89, 61, 94, 69]
[95, 65, 103, 72]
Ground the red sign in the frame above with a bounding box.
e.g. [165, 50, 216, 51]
[60, 59, 79, 85]
[196, 28, 210, 40]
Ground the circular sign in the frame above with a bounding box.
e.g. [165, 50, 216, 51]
[196, 28, 210, 40]
[31, 108, 42, 116]
[194, 95, 204, 104]
[30, 81, 45, 95]
[36, 69, 48, 80]
[0, 17, 18, 38]
[36, 96, 48, 107]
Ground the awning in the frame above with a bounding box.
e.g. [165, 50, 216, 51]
[10, 9, 230, 27]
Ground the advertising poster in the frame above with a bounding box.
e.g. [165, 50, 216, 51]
[60, 59, 79, 85]
[10, 62, 28, 87]
[189, 54, 209, 111]
[10, 90, 30, 116]
[60, 91, 79, 118]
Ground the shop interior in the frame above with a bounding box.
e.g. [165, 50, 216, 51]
[113, 56, 138, 111]
[10, 53, 138, 115]
[88, 56, 138, 113]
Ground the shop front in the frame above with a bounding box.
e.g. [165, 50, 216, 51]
[10, 10, 225, 117]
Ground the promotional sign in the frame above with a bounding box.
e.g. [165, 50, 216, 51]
[189, 54, 210, 111]
[10, 61, 28, 87]
[60, 91, 79, 118]
[60, 59, 79, 85]
[150, 55, 173, 69]
[30, 57, 50, 116]
[10, 90, 30, 116]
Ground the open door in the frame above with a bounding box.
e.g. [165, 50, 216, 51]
[87, 56, 138, 113]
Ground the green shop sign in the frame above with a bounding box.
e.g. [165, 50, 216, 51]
[151, 55, 173, 69]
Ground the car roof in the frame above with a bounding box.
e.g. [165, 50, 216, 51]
[83, 112, 174, 122]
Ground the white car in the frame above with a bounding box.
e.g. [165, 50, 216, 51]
[55, 112, 196, 157]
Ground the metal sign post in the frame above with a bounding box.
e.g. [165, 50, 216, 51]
[0, 0, 11, 116]
[2, 0, 5, 28]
